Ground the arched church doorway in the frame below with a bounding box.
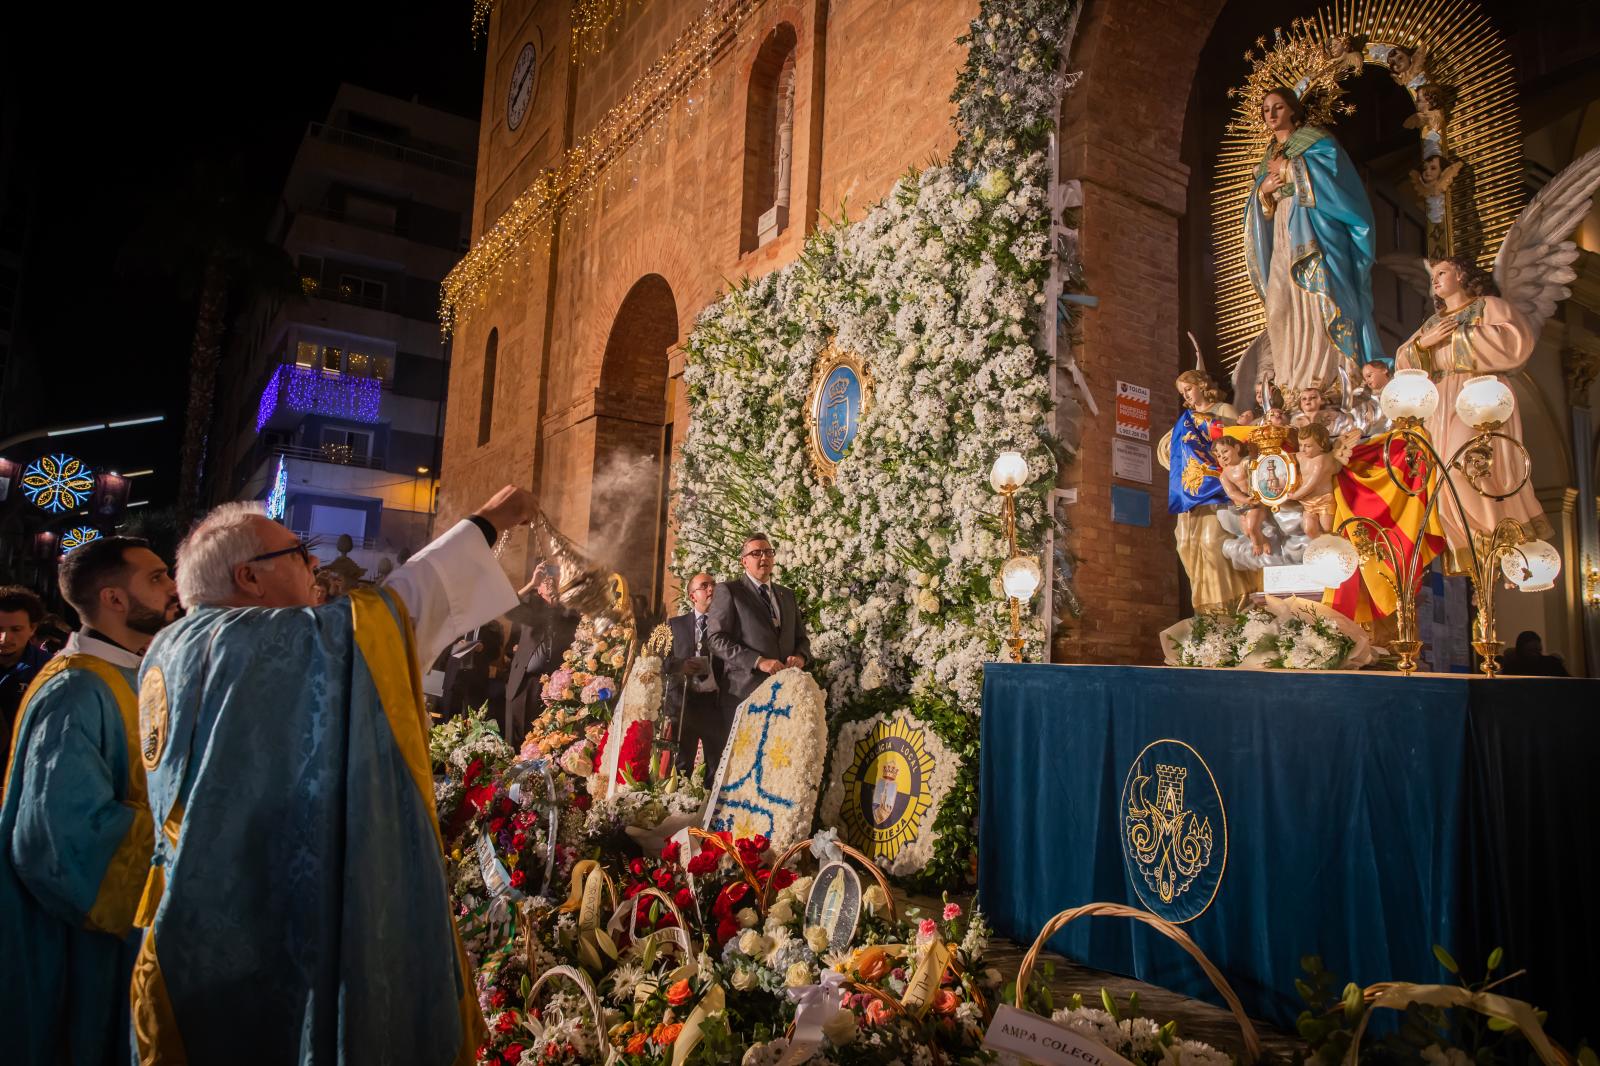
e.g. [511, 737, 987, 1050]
[591, 274, 678, 617]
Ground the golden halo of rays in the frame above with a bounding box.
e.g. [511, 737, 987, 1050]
[838, 716, 937, 864]
[1212, 0, 1521, 372]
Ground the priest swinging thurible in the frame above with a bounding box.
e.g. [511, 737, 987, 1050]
[130, 485, 535, 1065]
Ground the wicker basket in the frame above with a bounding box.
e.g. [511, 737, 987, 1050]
[758, 836, 898, 919]
[1013, 901, 1262, 1064]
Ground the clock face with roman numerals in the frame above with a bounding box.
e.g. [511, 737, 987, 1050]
[507, 42, 537, 131]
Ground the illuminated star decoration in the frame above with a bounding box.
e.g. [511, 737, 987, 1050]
[266, 457, 288, 521]
[60, 526, 103, 555]
[21, 453, 96, 513]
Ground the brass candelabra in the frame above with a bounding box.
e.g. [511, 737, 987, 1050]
[990, 451, 1041, 663]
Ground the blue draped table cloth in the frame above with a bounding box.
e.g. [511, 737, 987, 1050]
[978, 663, 1599, 1042]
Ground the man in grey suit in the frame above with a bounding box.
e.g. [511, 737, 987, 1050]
[663, 572, 727, 784]
[707, 532, 811, 721]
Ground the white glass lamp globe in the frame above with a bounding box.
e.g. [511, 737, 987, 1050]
[1454, 375, 1515, 430]
[1501, 539, 1561, 592]
[1381, 369, 1440, 422]
[1304, 534, 1360, 588]
[990, 450, 1029, 494]
[1000, 556, 1043, 601]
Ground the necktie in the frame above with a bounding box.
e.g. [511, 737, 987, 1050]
[757, 583, 778, 626]
[696, 614, 707, 655]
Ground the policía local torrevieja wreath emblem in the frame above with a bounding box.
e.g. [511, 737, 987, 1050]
[1119, 738, 1227, 923]
[821, 712, 955, 876]
[806, 342, 873, 481]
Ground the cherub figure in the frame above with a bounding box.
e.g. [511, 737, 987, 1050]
[1409, 154, 1462, 200]
[1213, 435, 1270, 557]
[1288, 423, 1359, 538]
[1263, 406, 1290, 428]
[1386, 43, 1430, 90]
[1403, 84, 1449, 137]
[1324, 33, 1367, 75]
[1291, 381, 1356, 433]
[1236, 380, 1283, 426]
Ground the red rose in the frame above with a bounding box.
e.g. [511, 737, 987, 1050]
[624, 882, 644, 900]
[686, 850, 719, 876]
[495, 1010, 519, 1033]
[498, 797, 514, 815]
[629, 858, 646, 876]
[660, 840, 682, 863]
[490, 989, 508, 1008]
[572, 793, 591, 811]
[465, 758, 484, 785]
[652, 867, 674, 890]
[674, 887, 694, 910]
[465, 784, 495, 813]
[510, 869, 527, 889]
[511, 832, 527, 850]
[503, 1045, 524, 1064]
[771, 869, 797, 891]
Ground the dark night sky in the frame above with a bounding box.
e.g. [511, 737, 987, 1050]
[2, 3, 486, 508]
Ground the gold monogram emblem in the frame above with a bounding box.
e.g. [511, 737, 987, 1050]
[139, 666, 170, 771]
[1125, 764, 1213, 903]
[1120, 739, 1227, 923]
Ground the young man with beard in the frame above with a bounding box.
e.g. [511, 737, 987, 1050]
[0, 536, 181, 1065]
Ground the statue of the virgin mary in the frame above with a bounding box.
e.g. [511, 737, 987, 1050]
[1243, 86, 1385, 391]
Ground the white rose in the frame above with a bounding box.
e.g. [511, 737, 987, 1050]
[739, 930, 771, 957]
[785, 962, 815, 987]
[732, 967, 760, 992]
[821, 1008, 858, 1046]
[804, 925, 831, 953]
[767, 899, 796, 925]
[738, 907, 761, 929]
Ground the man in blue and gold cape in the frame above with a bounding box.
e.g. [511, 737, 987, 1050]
[132, 486, 532, 1065]
[1, 536, 181, 1064]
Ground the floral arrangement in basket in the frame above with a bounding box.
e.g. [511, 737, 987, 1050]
[1159, 596, 1373, 670]
[1050, 990, 1230, 1066]
[521, 611, 632, 761]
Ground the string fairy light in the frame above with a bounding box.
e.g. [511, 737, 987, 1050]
[442, 0, 768, 333]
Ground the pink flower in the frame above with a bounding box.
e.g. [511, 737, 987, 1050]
[943, 902, 962, 921]
[918, 918, 937, 941]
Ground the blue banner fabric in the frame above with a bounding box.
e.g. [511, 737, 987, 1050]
[978, 664, 1599, 1043]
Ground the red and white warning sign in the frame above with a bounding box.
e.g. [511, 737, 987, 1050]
[1115, 381, 1150, 441]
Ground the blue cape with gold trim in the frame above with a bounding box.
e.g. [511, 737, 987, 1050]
[1168, 409, 1231, 514]
[132, 588, 482, 1065]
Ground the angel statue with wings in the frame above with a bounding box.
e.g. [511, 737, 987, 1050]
[1394, 145, 1600, 563]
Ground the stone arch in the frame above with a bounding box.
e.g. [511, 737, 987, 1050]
[589, 274, 679, 613]
[740, 22, 800, 253]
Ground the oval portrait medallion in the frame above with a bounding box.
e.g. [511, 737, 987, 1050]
[807, 343, 873, 481]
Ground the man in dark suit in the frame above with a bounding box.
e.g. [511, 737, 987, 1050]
[708, 532, 811, 725]
[662, 572, 726, 784]
[504, 563, 579, 740]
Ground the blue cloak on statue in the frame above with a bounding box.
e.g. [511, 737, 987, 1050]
[130, 587, 483, 1065]
[1243, 126, 1385, 369]
[1168, 409, 1231, 515]
[0, 653, 149, 1066]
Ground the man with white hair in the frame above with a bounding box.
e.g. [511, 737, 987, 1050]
[130, 485, 533, 1065]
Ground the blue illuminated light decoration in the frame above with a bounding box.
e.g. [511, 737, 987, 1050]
[21, 453, 96, 513]
[256, 365, 383, 431]
[266, 456, 288, 520]
[60, 526, 103, 555]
